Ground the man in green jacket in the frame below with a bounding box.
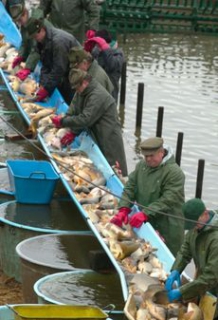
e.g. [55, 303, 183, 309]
[110, 137, 185, 256]
[68, 46, 113, 95]
[38, 0, 100, 44]
[165, 198, 218, 309]
[51, 69, 128, 177]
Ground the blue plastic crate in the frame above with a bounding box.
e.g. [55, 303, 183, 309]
[7, 160, 59, 204]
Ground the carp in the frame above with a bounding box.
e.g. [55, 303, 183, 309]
[109, 239, 140, 260]
[19, 78, 38, 96]
[178, 302, 204, 320]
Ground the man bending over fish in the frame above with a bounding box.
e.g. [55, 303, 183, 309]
[51, 69, 128, 177]
[110, 137, 185, 256]
[25, 17, 81, 103]
[165, 198, 218, 317]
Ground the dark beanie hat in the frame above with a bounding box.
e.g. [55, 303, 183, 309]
[182, 198, 206, 229]
[95, 29, 112, 43]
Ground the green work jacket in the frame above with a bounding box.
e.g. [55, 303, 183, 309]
[172, 211, 218, 301]
[118, 146, 185, 256]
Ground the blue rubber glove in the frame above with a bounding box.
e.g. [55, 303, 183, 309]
[167, 288, 182, 302]
[165, 270, 181, 291]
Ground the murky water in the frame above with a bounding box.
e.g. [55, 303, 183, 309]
[37, 270, 125, 311]
[118, 33, 218, 208]
[0, 199, 90, 231]
[18, 234, 112, 271]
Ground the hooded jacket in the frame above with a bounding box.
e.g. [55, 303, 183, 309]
[61, 78, 128, 176]
[118, 145, 185, 256]
[37, 25, 80, 102]
[172, 210, 218, 300]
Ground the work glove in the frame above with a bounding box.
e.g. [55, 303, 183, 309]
[129, 211, 149, 228]
[85, 29, 96, 39]
[61, 131, 76, 147]
[167, 289, 182, 302]
[35, 87, 49, 102]
[165, 270, 181, 291]
[12, 55, 23, 68]
[85, 37, 110, 51]
[110, 207, 131, 228]
[51, 115, 63, 128]
[15, 68, 31, 81]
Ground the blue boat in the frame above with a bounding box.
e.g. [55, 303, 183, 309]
[0, 2, 181, 317]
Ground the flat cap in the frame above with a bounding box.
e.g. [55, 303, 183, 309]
[69, 69, 89, 88]
[69, 47, 91, 67]
[140, 137, 164, 155]
[25, 17, 44, 38]
[9, 0, 25, 21]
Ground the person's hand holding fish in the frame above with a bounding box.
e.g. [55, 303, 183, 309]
[36, 86, 49, 102]
[129, 211, 149, 228]
[12, 55, 23, 68]
[110, 207, 131, 227]
[15, 68, 31, 81]
[61, 131, 76, 146]
[52, 115, 63, 128]
[165, 270, 181, 291]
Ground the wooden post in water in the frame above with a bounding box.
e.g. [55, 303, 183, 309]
[175, 132, 184, 166]
[195, 159, 205, 199]
[120, 61, 127, 106]
[156, 106, 164, 137]
[136, 82, 144, 128]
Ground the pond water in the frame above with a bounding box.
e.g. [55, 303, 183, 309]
[119, 32, 218, 208]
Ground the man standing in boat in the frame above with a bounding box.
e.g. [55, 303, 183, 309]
[25, 17, 81, 104]
[110, 137, 185, 256]
[51, 69, 128, 177]
[165, 198, 218, 318]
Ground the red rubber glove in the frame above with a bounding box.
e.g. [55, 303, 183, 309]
[52, 115, 63, 128]
[12, 56, 23, 68]
[36, 87, 49, 102]
[84, 37, 110, 52]
[110, 207, 131, 228]
[61, 131, 76, 146]
[15, 68, 31, 81]
[129, 211, 149, 228]
[86, 29, 96, 39]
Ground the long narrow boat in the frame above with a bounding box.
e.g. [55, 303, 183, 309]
[0, 3, 191, 318]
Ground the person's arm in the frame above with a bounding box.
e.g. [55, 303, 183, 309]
[82, 0, 100, 31]
[118, 163, 140, 208]
[179, 238, 218, 300]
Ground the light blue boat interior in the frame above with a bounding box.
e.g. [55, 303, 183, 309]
[0, 3, 182, 305]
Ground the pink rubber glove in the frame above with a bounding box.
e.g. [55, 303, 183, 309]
[129, 211, 149, 228]
[85, 37, 110, 51]
[35, 87, 49, 102]
[110, 207, 131, 228]
[61, 131, 76, 146]
[12, 56, 23, 68]
[15, 68, 31, 81]
[86, 29, 96, 39]
[52, 115, 63, 128]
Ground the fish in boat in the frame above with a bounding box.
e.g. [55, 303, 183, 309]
[19, 78, 38, 96]
[97, 192, 118, 209]
[109, 239, 140, 260]
[29, 108, 55, 137]
[178, 302, 204, 320]
[0, 42, 10, 57]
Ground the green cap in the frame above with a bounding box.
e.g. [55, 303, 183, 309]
[69, 69, 89, 88]
[182, 198, 206, 230]
[140, 137, 164, 155]
[25, 17, 44, 37]
[69, 47, 91, 67]
[9, 0, 25, 21]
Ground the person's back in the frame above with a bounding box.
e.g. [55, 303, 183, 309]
[61, 73, 128, 176]
[38, 0, 100, 44]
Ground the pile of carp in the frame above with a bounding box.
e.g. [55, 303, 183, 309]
[0, 35, 203, 320]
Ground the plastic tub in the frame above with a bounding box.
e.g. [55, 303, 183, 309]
[7, 160, 59, 204]
[8, 305, 108, 320]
